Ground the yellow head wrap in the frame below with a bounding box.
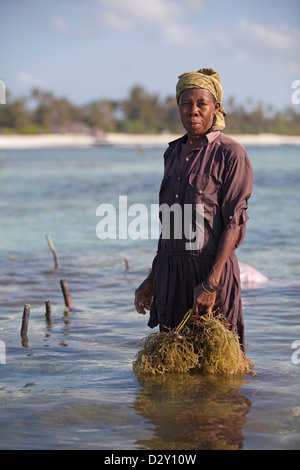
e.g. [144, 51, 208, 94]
[176, 67, 226, 131]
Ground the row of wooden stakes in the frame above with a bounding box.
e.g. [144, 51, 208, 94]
[20, 278, 72, 347]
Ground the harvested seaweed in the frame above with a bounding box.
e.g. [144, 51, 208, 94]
[133, 330, 199, 375]
[133, 311, 254, 376]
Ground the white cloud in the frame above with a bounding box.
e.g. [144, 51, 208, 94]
[161, 23, 207, 48]
[184, 0, 206, 11]
[18, 71, 43, 88]
[49, 15, 92, 36]
[237, 18, 299, 53]
[92, 0, 207, 47]
[49, 16, 70, 34]
[49, 0, 206, 42]
[235, 18, 300, 73]
[99, 10, 134, 31]
[95, 0, 182, 25]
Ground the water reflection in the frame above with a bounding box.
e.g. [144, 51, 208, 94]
[134, 373, 251, 450]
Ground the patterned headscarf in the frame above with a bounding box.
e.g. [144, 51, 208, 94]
[176, 67, 226, 130]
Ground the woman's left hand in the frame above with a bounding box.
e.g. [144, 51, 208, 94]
[193, 283, 216, 316]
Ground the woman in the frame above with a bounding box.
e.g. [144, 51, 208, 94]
[134, 68, 253, 350]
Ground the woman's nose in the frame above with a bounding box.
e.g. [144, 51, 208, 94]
[189, 104, 199, 115]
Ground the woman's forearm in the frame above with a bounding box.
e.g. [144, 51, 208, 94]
[193, 224, 241, 315]
[207, 224, 241, 287]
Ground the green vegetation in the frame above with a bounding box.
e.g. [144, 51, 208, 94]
[0, 86, 299, 135]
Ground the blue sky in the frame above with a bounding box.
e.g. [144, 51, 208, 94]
[1, 0, 299, 110]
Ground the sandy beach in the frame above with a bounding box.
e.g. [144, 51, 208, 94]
[0, 132, 299, 149]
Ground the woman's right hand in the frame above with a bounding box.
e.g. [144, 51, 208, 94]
[193, 283, 216, 316]
[134, 274, 153, 315]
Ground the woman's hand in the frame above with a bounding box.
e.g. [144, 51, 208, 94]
[135, 275, 153, 315]
[192, 222, 241, 317]
[193, 283, 216, 316]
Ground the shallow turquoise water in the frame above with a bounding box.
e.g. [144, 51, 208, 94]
[0, 144, 299, 450]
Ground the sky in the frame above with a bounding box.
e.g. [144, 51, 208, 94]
[0, 0, 300, 110]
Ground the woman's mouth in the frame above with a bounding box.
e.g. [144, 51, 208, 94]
[188, 121, 202, 127]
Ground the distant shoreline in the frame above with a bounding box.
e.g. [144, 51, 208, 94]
[0, 132, 300, 149]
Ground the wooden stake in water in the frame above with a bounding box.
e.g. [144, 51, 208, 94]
[60, 278, 72, 309]
[46, 234, 59, 270]
[45, 300, 52, 324]
[21, 304, 30, 346]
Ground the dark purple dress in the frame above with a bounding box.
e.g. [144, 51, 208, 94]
[148, 131, 253, 350]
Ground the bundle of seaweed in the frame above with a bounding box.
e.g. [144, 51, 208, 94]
[133, 312, 254, 376]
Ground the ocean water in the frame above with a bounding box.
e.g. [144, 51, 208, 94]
[0, 143, 299, 450]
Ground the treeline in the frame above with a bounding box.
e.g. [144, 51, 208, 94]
[0, 85, 300, 135]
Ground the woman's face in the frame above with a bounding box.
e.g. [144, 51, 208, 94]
[178, 88, 220, 137]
